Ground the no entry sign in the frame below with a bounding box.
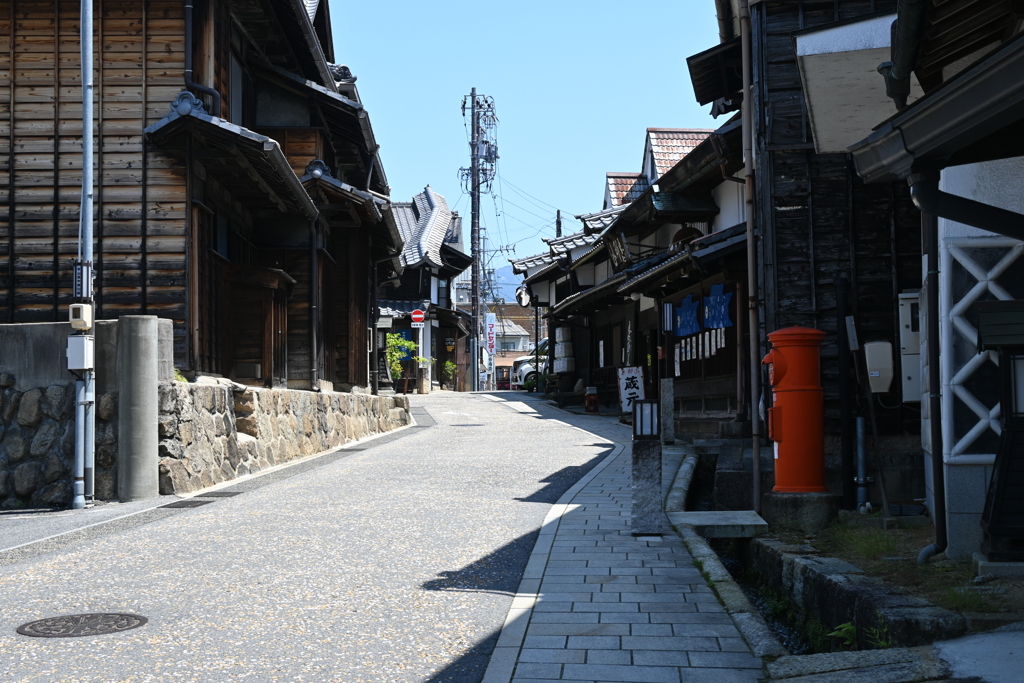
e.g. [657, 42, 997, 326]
[411, 309, 425, 323]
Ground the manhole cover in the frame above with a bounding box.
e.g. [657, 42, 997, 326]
[17, 613, 147, 638]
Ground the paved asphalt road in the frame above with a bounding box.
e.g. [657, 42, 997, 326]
[0, 392, 622, 682]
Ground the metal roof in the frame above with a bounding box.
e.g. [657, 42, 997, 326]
[387, 187, 462, 269]
[496, 319, 531, 337]
[605, 173, 649, 207]
[551, 272, 628, 316]
[647, 129, 714, 179]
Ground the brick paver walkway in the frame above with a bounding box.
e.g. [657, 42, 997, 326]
[484, 443, 763, 683]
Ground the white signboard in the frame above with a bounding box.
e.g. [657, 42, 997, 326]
[411, 321, 425, 329]
[485, 313, 497, 355]
[617, 366, 645, 413]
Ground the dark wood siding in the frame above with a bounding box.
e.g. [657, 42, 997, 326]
[752, 0, 920, 437]
[0, 0, 188, 360]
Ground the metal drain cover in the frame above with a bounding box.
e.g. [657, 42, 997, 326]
[196, 491, 242, 498]
[162, 499, 214, 508]
[17, 613, 147, 638]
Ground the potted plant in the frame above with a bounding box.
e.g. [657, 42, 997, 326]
[386, 332, 418, 394]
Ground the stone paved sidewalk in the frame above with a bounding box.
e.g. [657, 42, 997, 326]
[483, 439, 763, 683]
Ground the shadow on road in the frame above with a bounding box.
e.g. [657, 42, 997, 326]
[418, 448, 612, 682]
[513, 451, 611, 503]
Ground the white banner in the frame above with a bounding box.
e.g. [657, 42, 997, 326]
[485, 313, 497, 355]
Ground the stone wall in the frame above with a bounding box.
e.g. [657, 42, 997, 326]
[0, 373, 121, 509]
[157, 380, 411, 494]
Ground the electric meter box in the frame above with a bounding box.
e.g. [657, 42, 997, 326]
[863, 341, 894, 394]
[897, 292, 922, 402]
[69, 302, 93, 330]
[67, 335, 95, 371]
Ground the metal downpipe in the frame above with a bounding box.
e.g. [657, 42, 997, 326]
[908, 172, 1024, 242]
[183, 2, 221, 116]
[919, 210, 947, 564]
[740, 0, 763, 513]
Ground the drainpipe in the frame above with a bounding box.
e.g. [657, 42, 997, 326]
[878, 0, 927, 110]
[183, 2, 221, 116]
[740, 0, 763, 513]
[918, 210, 947, 564]
[310, 220, 319, 390]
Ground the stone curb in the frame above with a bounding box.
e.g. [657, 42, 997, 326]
[672, 522, 789, 660]
[665, 447, 697, 512]
[479, 438, 624, 683]
[663, 445, 789, 662]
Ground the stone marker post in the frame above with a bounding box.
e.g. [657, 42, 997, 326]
[117, 315, 159, 500]
[631, 399, 662, 535]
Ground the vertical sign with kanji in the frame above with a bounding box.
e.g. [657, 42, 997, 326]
[485, 313, 497, 355]
[617, 366, 645, 413]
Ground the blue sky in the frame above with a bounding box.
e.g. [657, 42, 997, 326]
[327, 0, 722, 268]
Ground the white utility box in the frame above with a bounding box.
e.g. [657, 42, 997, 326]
[67, 335, 95, 371]
[863, 341, 893, 394]
[898, 292, 921, 402]
[69, 302, 93, 330]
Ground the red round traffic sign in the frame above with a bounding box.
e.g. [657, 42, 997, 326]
[411, 309, 425, 323]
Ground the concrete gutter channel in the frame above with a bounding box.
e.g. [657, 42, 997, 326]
[663, 447, 1023, 682]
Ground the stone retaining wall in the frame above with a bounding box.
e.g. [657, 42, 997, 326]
[0, 373, 120, 509]
[744, 537, 966, 649]
[157, 380, 411, 494]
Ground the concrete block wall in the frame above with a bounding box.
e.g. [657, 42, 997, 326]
[157, 380, 411, 495]
[943, 462, 994, 561]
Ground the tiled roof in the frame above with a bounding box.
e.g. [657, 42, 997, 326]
[378, 299, 431, 318]
[510, 251, 557, 274]
[389, 186, 460, 269]
[605, 172, 649, 207]
[542, 230, 601, 256]
[575, 206, 626, 234]
[647, 128, 714, 179]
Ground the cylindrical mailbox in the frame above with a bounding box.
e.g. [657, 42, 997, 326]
[585, 386, 599, 413]
[762, 326, 826, 493]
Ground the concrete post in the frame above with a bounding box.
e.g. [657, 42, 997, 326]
[631, 439, 663, 535]
[117, 316, 159, 500]
[660, 378, 675, 445]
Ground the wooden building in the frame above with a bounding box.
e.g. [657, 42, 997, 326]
[0, 0, 400, 389]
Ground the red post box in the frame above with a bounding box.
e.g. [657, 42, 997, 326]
[762, 327, 826, 493]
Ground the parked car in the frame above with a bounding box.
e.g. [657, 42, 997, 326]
[511, 338, 548, 389]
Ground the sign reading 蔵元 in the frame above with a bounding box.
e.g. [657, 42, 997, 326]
[617, 366, 645, 413]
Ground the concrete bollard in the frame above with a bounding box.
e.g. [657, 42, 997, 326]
[117, 316, 159, 500]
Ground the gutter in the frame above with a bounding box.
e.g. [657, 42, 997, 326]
[908, 172, 1024, 242]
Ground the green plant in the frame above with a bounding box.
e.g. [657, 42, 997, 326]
[865, 621, 892, 649]
[523, 378, 537, 391]
[385, 333, 418, 379]
[805, 616, 830, 653]
[173, 368, 188, 382]
[827, 622, 857, 649]
[939, 586, 987, 612]
[441, 360, 457, 384]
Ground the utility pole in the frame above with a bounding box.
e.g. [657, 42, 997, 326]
[470, 88, 481, 391]
[556, 209, 562, 238]
[461, 89, 497, 391]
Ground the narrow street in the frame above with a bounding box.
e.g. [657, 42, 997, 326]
[1, 393, 628, 682]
